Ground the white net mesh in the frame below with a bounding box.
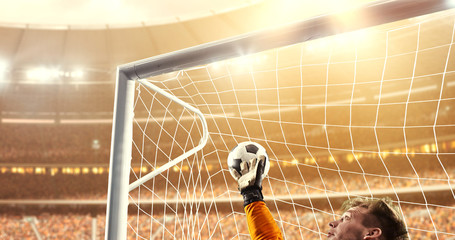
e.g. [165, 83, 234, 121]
[128, 9, 455, 240]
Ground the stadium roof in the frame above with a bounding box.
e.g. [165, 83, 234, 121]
[0, 0, 263, 28]
[0, 0, 381, 78]
[0, 0, 382, 29]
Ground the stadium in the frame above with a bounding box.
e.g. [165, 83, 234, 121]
[0, 0, 454, 239]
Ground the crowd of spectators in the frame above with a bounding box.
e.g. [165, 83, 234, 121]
[0, 213, 98, 239]
[1, 166, 453, 200]
[1, 203, 454, 239]
[0, 103, 453, 238]
[1, 103, 454, 165]
[129, 166, 455, 203]
[0, 173, 108, 199]
[0, 124, 112, 164]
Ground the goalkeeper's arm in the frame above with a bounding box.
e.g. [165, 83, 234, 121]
[230, 156, 283, 240]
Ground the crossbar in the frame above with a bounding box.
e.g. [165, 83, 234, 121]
[119, 0, 453, 80]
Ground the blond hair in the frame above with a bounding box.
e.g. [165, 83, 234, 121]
[341, 197, 408, 240]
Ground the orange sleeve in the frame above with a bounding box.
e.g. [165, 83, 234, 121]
[244, 201, 283, 240]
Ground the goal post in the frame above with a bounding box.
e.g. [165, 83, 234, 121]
[105, 1, 454, 239]
[106, 68, 210, 239]
[105, 70, 136, 240]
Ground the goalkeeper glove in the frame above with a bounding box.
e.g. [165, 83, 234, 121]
[230, 155, 266, 206]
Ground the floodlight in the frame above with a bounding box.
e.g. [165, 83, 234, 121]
[27, 67, 60, 81]
[0, 60, 7, 80]
[71, 70, 84, 78]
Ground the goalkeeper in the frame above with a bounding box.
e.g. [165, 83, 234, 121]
[230, 155, 283, 239]
[231, 156, 408, 240]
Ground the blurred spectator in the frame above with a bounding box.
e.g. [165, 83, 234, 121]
[1, 203, 453, 239]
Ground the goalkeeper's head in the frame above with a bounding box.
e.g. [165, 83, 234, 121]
[328, 197, 408, 240]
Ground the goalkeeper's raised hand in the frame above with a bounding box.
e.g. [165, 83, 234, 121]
[229, 155, 266, 206]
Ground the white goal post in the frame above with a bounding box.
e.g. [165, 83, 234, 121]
[105, 1, 454, 239]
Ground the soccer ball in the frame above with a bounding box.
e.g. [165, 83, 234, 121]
[227, 141, 270, 179]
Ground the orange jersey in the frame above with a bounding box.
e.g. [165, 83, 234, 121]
[244, 201, 284, 240]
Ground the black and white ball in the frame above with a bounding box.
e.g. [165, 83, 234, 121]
[227, 141, 270, 179]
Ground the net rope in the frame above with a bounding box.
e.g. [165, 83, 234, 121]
[127, 10, 455, 240]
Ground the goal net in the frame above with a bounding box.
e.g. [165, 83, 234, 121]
[106, 2, 455, 240]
